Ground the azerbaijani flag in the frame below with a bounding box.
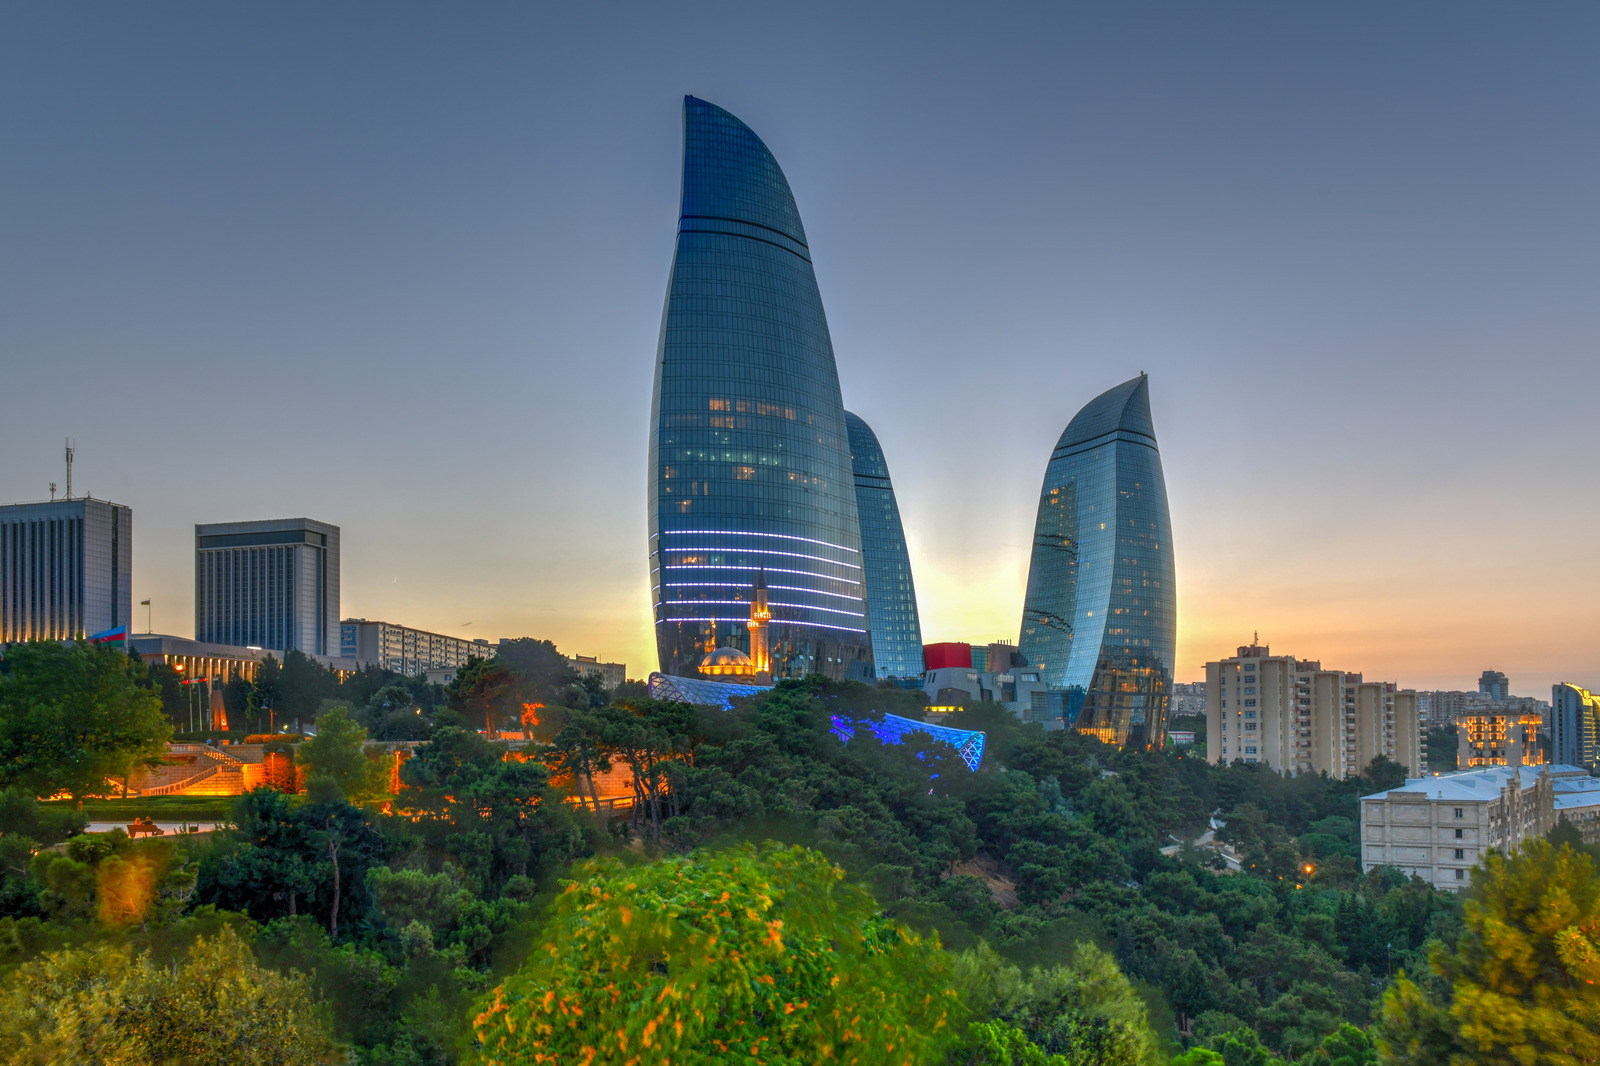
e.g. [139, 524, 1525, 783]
[88, 626, 128, 648]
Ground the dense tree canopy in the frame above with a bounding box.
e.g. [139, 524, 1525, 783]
[0, 642, 170, 804]
[473, 844, 959, 1065]
[0, 925, 336, 1065]
[1378, 838, 1600, 1065]
[1, 643, 1593, 1063]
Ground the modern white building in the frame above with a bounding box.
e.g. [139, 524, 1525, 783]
[1360, 764, 1594, 890]
[195, 518, 339, 657]
[1206, 640, 1420, 779]
[0, 497, 132, 643]
[921, 664, 1065, 729]
[341, 619, 494, 678]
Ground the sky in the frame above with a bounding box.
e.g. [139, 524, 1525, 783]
[1, 3, 1596, 698]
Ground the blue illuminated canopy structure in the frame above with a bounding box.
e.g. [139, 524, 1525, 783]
[647, 673, 985, 770]
[829, 712, 986, 771]
[648, 671, 772, 711]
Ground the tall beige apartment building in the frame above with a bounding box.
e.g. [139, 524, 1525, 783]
[1206, 640, 1421, 779]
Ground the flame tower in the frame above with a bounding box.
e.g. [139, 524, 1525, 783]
[649, 97, 873, 681]
[1018, 374, 1176, 749]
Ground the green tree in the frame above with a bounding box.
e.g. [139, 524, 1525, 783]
[0, 924, 337, 1064]
[1377, 839, 1600, 1064]
[248, 654, 283, 732]
[274, 651, 340, 729]
[398, 727, 582, 890]
[495, 637, 580, 705]
[0, 642, 170, 805]
[471, 843, 958, 1064]
[448, 657, 519, 737]
[296, 705, 389, 804]
[951, 940, 1163, 1065]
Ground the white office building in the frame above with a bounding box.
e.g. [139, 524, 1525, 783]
[340, 618, 494, 677]
[0, 497, 132, 643]
[195, 518, 339, 656]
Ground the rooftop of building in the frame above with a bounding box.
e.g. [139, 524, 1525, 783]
[1058, 373, 1155, 449]
[0, 495, 130, 510]
[1363, 763, 1593, 803]
[196, 516, 338, 533]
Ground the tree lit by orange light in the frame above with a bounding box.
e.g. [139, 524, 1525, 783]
[521, 702, 544, 730]
[97, 850, 165, 927]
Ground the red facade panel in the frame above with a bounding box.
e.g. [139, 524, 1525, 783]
[922, 642, 973, 671]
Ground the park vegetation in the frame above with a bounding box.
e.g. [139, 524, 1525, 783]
[1, 637, 1597, 1064]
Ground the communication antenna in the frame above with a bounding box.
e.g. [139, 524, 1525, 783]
[64, 438, 75, 500]
[49, 482, 57, 501]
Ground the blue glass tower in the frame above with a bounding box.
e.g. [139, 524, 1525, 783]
[649, 97, 873, 681]
[845, 411, 924, 680]
[1017, 374, 1176, 749]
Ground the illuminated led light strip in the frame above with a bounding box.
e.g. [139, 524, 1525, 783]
[662, 582, 862, 601]
[661, 563, 861, 586]
[654, 616, 866, 634]
[664, 547, 860, 569]
[656, 599, 865, 618]
[662, 529, 860, 554]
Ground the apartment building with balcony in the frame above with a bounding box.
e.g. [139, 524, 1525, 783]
[1205, 639, 1420, 779]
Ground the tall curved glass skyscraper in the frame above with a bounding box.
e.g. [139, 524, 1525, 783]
[1018, 374, 1176, 749]
[649, 97, 873, 681]
[845, 411, 924, 680]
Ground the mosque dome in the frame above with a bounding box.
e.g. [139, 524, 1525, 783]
[700, 646, 754, 676]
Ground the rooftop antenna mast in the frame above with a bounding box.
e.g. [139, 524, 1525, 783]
[64, 438, 74, 500]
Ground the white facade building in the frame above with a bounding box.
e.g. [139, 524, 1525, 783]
[921, 665, 1065, 730]
[568, 655, 626, 691]
[0, 497, 132, 642]
[1360, 764, 1595, 890]
[195, 518, 339, 657]
[341, 619, 494, 678]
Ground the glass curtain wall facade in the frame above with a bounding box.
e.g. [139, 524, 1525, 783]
[1018, 374, 1176, 749]
[649, 97, 873, 681]
[1553, 683, 1600, 770]
[845, 411, 924, 679]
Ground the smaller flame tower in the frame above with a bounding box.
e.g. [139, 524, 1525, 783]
[749, 569, 771, 683]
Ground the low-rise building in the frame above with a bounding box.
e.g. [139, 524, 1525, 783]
[1360, 764, 1591, 890]
[567, 655, 626, 691]
[1419, 688, 1547, 727]
[340, 619, 494, 677]
[920, 663, 1064, 728]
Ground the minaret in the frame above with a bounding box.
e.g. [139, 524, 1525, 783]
[749, 568, 772, 683]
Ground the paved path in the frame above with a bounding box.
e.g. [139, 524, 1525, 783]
[84, 821, 229, 836]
